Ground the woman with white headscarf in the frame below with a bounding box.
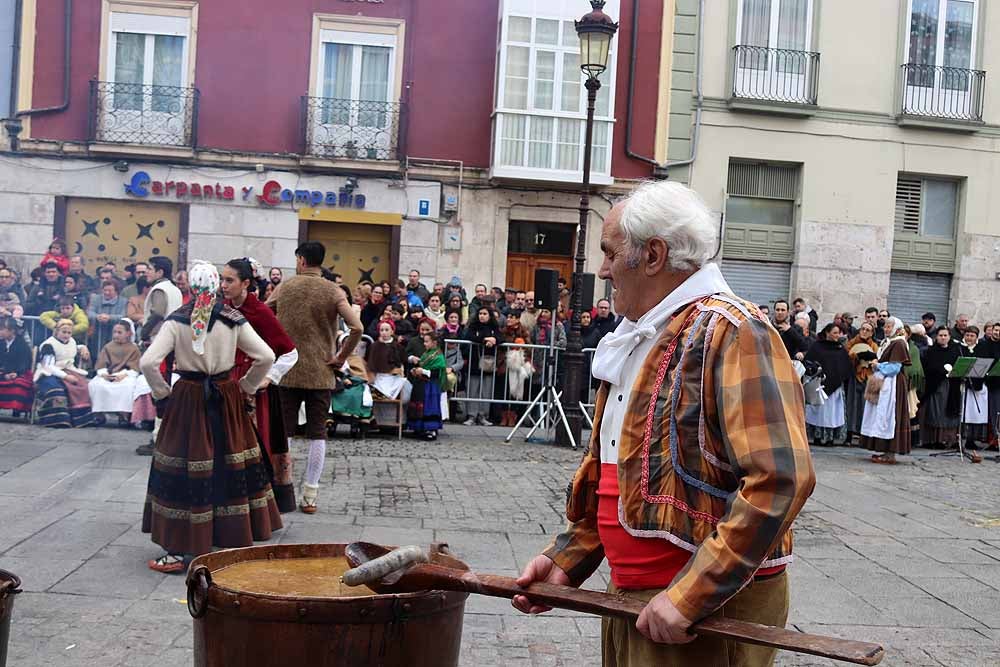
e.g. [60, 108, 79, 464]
[860, 316, 912, 464]
[139, 262, 280, 574]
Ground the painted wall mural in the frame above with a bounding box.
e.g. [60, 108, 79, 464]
[63, 198, 184, 275]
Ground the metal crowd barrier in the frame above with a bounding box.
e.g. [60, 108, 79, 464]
[439, 339, 600, 427]
[18, 315, 118, 364]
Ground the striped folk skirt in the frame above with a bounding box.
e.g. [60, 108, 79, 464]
[142, 372, 282, 556]
[0, 373, 33, 411]
[35, 375, 96, 428]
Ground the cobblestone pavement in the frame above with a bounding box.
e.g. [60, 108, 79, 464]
[1, 420, 999, 666]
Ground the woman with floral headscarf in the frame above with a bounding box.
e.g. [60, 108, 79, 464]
[860, 317, 911, 464]
[139, 261, 281, 574]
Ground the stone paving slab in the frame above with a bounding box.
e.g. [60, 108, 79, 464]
[0, 421, 998, 666]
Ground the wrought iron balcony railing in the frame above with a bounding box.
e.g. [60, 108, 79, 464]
[900, 63, 985, 122]
[731, 45, 820, 106]
[301, 97, 404, 161]
[89, 81, 199, 147]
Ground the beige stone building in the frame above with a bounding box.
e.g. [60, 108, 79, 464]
[662, 0, 1000, 325]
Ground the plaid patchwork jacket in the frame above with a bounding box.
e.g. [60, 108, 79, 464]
[544, 294, 816, 622]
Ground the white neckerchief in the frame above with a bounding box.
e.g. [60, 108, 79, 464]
[591, 262, 731, 386]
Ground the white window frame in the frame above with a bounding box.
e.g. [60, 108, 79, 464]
[492, 4, 617, 185]
[733, 0, 815, 100]
[314, 29, 398, 101]
[309, 27, 400, 159]
[103, 11, 192, 145]
[107, 13, 191, 89]
[902, 0, 980, 115]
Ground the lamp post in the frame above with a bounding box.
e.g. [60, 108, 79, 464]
[560, 0, 618, 447]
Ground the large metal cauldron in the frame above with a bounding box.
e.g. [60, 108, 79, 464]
[0, 569, 21, 667]
[186, 543, 468, 667]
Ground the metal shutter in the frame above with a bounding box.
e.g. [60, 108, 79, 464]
[719, 259, 791, 308]
[888, 271, 952, 325]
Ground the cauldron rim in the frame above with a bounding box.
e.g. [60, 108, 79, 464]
[187, 542, 470, 624]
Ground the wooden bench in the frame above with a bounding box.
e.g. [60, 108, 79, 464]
[372, 398, 403, 440]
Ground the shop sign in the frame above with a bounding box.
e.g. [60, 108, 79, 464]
[123, 171, 367, 209]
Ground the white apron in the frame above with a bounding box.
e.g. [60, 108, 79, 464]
[860, 373, 897, 440]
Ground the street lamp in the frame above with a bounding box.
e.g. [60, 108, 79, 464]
[560, 1, 618, 447]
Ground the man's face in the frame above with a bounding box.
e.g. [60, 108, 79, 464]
[759, 306, 770, 317]
[102, 284, 116, 300]
[134, 264, 148, 280]
[773, 303, 789, 323]
[598, 205, 648, 320]
[70, 257, 83, 273]
[879, 310, 889, 320]
[505, 291, 515, 304]
[923, 317, 935, 330]
[793, 301, 805, 313]
[964, 330, 978, 346]
[525, 291, 535, 312]
[0, 270, 12, 288]
[408, 271, 420, 286]
[475, 285, 486, 299]
[957, 316, 969, 330]
[596, 300, 611, 318]
[514, 293, 526, 309]
[433, 283, 444, 295]
[269, 268, 282, 284]
[175, 273, 189, 292]
[991, 327, 1000, 342]
[865, 311, 877, 325]
[59, 304, 73, 317]
[372, 287, 384, 303]
[44, 267, 60, 283]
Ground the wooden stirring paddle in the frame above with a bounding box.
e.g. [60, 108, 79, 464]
[343, 542, 884, 666]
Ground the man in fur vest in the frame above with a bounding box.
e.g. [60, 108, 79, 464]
[513, 181, 816, 666]
[269, 241, 363, 513]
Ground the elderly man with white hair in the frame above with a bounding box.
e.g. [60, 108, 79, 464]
[514, 181, 816, 665]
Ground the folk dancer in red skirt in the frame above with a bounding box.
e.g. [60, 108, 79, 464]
[221, 257, 299, 512]
[139, 261, 282, 574]
[0, 316, 33, 414]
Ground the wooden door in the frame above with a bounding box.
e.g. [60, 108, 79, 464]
[62, 198, 183, 276]
[505, 253, 573, 291]
[307, 221, 393, 285]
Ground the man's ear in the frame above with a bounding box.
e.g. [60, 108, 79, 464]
[643, 238, 670, 276]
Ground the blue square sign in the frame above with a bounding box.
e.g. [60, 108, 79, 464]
[418, 199, 431, 216]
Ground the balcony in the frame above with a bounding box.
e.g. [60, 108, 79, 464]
[729, 46, 819, 115]
[898, 64, 985, 129]
[301, 97, 404, 161]
[89, 81, 199, 147]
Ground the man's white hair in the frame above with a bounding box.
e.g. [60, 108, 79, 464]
[619, 180, 718, 273]
[794, 312, 811, 325]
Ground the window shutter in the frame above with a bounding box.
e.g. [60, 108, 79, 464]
[727, 161, 797, 199]
[894, 176, 922, 234]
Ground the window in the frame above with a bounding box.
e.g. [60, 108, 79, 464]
[902, 0, 982, 120]
[492, 1, 618, 184]
[907, 0, 977, 86]
[318, 31, 395, 126]
[723, 160, 798, 262]
[733, 0, 816, 103]
[98, 10, 195, 146]
[305, 18, 404, 161]
[109, 14, 189, 109]
[894, 175, 957, 238]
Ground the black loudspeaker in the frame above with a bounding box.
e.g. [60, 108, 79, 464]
[578, 273, 595, 310]
[534, 268, 559, 310]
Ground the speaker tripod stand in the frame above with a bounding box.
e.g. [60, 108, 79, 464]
[504, 317, 577, 449]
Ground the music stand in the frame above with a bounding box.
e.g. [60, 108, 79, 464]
[931, 356, 991, 463]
